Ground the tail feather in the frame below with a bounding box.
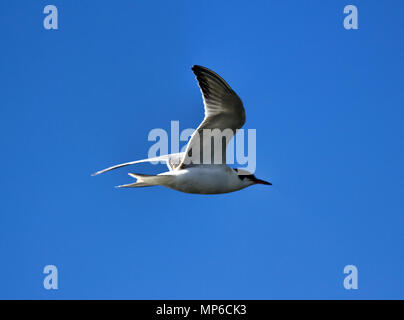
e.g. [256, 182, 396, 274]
[115, 182, 152, 188]
[115, 173, 170, 188]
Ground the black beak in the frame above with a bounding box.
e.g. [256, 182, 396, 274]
[252, 177, 272, 185]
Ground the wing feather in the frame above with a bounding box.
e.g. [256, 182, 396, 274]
[92, 152, 184, 176]
[179, 65, 245, 167]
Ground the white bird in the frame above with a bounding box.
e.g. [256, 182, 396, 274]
[92, 65, 271, 194]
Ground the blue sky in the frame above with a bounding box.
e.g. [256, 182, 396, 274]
[1, 0, 403, 299]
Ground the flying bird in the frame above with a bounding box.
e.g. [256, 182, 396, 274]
[92, 65, 271, 194]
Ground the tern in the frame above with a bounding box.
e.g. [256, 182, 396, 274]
[92, 65, 271, 194]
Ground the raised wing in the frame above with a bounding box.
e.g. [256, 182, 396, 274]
[92, 152, 185, 176]
[179, 65, 245, 168]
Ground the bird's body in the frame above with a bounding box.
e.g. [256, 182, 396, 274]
[156, 165, 250, 194]
[93, 65, 271, 194]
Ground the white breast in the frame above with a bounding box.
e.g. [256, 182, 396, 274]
[158, 165, 245, 194]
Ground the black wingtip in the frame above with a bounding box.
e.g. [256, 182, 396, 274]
[191, 65, 235, 95]
[192, 65, 204, 72]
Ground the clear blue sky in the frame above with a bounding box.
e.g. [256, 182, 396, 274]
[1, 0, 403, 299]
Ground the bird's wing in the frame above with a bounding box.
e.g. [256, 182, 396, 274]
[92, 152, 185, 176]
[166, 152, 185, 170]
[179, 65, 245, 168]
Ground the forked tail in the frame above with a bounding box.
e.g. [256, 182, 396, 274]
[116, 173, 170, 188]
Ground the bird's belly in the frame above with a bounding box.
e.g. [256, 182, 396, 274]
[162, 167, 241, 194]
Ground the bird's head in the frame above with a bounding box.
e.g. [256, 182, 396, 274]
[233, 168, 272, 187]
